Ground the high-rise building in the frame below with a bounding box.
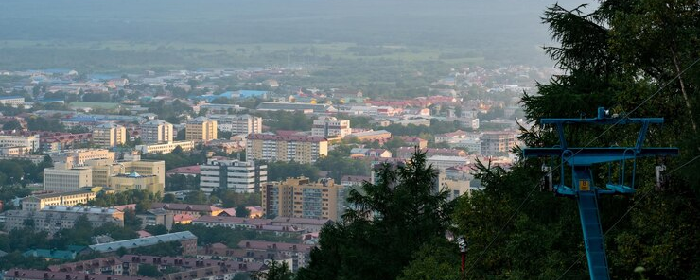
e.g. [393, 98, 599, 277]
[262, 177, 341, 221]
[207, 114, 262, 135]
[185, 117, 218, 142]
[93, 123, 127, 148]
[200, 157, 267, 194]
[246, 134, 327, 164]
[140, 120, 174, 144]
[480, 131, 517, 156]
[311, 117, 351, 138]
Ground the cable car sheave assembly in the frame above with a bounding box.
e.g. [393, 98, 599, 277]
[522, 107, 678, 280]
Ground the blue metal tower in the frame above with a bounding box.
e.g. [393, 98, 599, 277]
[523, 107, 678, 280]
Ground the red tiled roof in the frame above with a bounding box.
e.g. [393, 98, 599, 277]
[7, 269, 154, 280]
[166, 165, 200, 175]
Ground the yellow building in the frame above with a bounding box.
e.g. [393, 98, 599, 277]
[109, 171, 164, 195]
[84, 157, 166, 192]
[21, 189, 98, 211]
[93, 123, 127, 148]
[262, 177, 340, 221]
[185, 117, 217, 142]
[123, 160, 166, 187]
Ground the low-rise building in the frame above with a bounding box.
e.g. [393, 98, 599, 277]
[135, 140, 195, 154]
[149, 203, 223, 218]
[22, 189, 97, 211]
[108, 172, 164, 195]
[88, 231, 198, 256]
[2, 206, 124, 234]
[0, 96, 26, 107]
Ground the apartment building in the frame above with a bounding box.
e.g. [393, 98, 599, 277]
[480, 131, 517, 156]
[135, 140, 195, 154]
[93, 123, 127, 148]
[246, 134, 327, 164]
[200, 157, 268, 194]
[311, 117, 351, 138]
[21, 189, 98, 211]
[140, 120, 173, 144]
[262, 177, 341, 221]
[207, 114, 262, 135]
[185, 117, 217, 142]
[0, 96, 26, 107]
[0, 135, 40, 152]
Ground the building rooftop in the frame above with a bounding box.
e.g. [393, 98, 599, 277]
[248, 133, 327, 142]
[88, 231, 197, 253]
[7, 269, 155, 280]
[42, 206, 121, 215]
[28, 189, 95, 199]
[151, 203, 222, 212]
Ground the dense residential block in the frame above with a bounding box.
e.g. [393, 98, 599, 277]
[135, 140, 195, 154]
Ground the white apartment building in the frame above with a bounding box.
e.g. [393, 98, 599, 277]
[427, 155, 470, 170]
[200, 158, 268, 194]
[0, 135, 40, 152]
[207, 114, 262, 135]
[311, 117, 351, 138]
[0, 96, 26, 107]
[135, 140, 195, 154]
[43, 166, 93, 193]
[140, 120, 174, 144]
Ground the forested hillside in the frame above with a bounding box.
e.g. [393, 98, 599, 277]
[296, 1, 700, 279]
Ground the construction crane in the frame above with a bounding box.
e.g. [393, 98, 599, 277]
[523, 107, 678, 280]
